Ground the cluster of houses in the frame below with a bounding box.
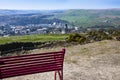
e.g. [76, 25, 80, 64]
[0, 22, 81, 37]
[0, 22, 118, 37]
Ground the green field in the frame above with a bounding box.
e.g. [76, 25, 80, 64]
[52, 9, 120, 27]
[0, 34, 68, 44]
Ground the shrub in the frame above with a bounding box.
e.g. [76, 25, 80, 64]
[0, 42, 36, 54]
[116, 36, 120, 41]
[66, 33, 87, 44]
[86, 30, 113, 41]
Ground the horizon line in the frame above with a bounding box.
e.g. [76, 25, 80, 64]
[0, 8, 120, 11]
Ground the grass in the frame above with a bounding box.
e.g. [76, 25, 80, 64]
[0, 34, 68, 44]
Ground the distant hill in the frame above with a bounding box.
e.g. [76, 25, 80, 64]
[53, 9, 120, 27]
[0, 9, 65, 15]
[0, 10, 43, 15]
[0, 9, 120, 27]
[0, 9, 69, 26]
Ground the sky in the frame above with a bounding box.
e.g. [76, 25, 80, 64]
[0, 0, 120, 10]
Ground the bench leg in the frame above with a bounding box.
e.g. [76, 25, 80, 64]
[54, 70, 63, 80]
[54, 71, 57, 80]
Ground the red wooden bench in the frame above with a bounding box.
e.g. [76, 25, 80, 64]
[0, 48, 65, 80]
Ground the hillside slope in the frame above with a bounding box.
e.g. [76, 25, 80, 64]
[4, 40, 120, 80]
[54, 9, 120, 27]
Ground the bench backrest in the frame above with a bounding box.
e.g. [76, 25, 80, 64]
[0, 49, 65, 79]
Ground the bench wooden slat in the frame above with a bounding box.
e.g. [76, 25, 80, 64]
[1, 65, 62, 73]
[0, 51, 62, 59]
[1, 63, 62, 73]
[1, 67, 61, 79]
[1, 59, 62, 69]
[0, 53, 63, 62]
[0, 57, 63, 67]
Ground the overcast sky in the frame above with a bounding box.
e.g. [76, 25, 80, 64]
[0, 0, 120, 10]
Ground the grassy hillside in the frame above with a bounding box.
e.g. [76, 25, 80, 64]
[7, 40, 120, 80]
[0, 34, 68, 44]
[53, 9, 120, 27]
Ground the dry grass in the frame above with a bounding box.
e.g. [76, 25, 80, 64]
[3, 40, 120, 80]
